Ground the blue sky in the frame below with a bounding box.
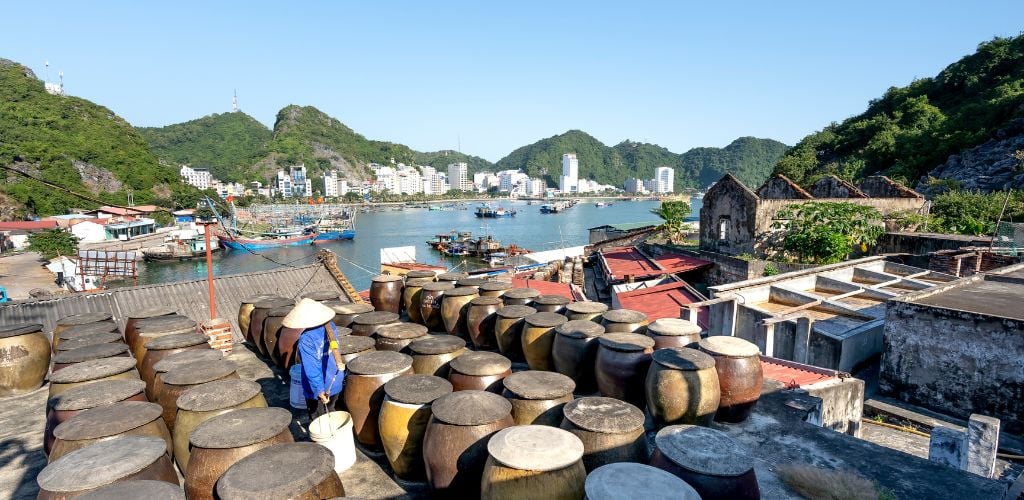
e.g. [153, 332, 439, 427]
[3, 1, 1022, 161]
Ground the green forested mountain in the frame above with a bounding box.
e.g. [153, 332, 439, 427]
[774, 35, 1024, 187]
[0, 59, 178, 218]
[138, 112, 271, 183]
[681, 136, 793, 188]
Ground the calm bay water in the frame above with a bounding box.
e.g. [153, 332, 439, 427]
[136, 198, 701, 291]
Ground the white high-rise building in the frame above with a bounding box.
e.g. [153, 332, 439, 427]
[395, 168, 423, 195]
[655, 166, 674, 194]
[323, 171, 339, 197]
[559, 153, 579, 194]
[497, 170, 528, 193]
[179, 165, 212, 190]
[447, 163, 470, 192]
[525, 178, 545, 196]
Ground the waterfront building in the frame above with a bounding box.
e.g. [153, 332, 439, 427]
[497, 170, 528, 193]
[525, 178, 545, 196]
[179, 165, 212, 190]
[275, 170, 293, 198]
[395, 167, 423, 195]
[559, 153, 578, 194]
[655, 166, 674, 193]
[324, 171, 339, 197]
[624, 177, 647, 194]
[447, 162, 471, 191]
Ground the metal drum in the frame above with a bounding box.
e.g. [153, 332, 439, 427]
[44, 380, 147, 456]
[584, 462, 701, 500]
[0, 323, 51, 396]
[343, 351, 414, 449]
[551, 320, 605, 394]
[379, 375, 453, 481]
[502, 371, 575, 426]
[559, 397, 646, 472]
[173, 379, 268, 471]
[238, 295, 276, 343]
[479, 280, 512, 298]
[124, 307, 176, 350]
[52, 343, 130, 373]
[330, 302, 374, 329]
[647, 318, 701, 350]
[419, 282, 455, 332]
[149, 349, 224, 402]
[55, 330, 122, 353]
[601, 309, 648, 334]
[456, 277, 488, 291]
[466, 296, 503, 350]
[494, 305, 535, 361]
[532, 294, 570, 314]
[301, 290, 340, 302]
[53, 321, 119, 354]
[521, 312, 567, 371]
[140, 333, 211, 389]
[157, 360, 238, 432]
[565, 301, 608, 323]
[36, 436, 178, 499]
[699, 336, 763, 423]
[215, 443, 344, 499]
[54, 312, 113, 343]
[49, 401, 172, 462]
[435, 272, 468, 285]
[448, 351, 512, 393]
[49, 357, 139, 398]
[77, 480, 185, 500]
[422, 391, 514, 496]
[645, 348, 720, 427]
[184, 407, 294, 500]
[503, 287, 539, 306]
[350, 311, 401, 338]
[650, 425, 760, 500]
[402, 277, 434, 324]
[375, 322, 428, 352]
[370, 274, 405, 314]
[337, 334, 376, 364]
[441, 286, 479, 337]
[481, 425, 586, 500]
[132, 315, 198, 367]
[408, 334, 466, 377]
[595, 333, 655, 409]
[248, 297, 294, 355]
[261, 305, 293, 359]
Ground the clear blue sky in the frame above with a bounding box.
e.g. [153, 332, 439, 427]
[3, 1, 1022, 161]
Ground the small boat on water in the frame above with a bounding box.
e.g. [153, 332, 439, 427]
[475, 204, 516, 218]
[141, 229, 220, 262]
[540, 203, 564, 214]
[594, 202, 613, 207]
[313, 210, 357, 243]
[219, 226, 316, 251]
[485, 252, 507, 266]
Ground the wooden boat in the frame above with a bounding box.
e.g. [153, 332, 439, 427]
[475, 204, 516, 218]
[141, 230, 220, 262]
[218, 227, 316, 251]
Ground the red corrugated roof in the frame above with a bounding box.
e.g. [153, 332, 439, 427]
[600, 246, 711, 281]
[652, 252, 712, 274]
[615, 281, 709, 328]
[761, 357, 836, 388]
[0, 220, 58, 231]
[85, 206, 141, 216]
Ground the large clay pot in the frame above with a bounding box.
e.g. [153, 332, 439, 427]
[149, 349, 224, 402]
[44, 379, 147, 456]
[551, 320, 605, 394]
[36, 436, 178, 499]
[238, 295, 276, 342]
[699, 336, 763, 423]
[559, 397, 646, 472]
[532, 294, 570, 314]
[49, 401, 172, 462]
[55, 330, 122, 354]
[49, 357, 140, 398]
[448, 351, 511, 393]
[408, 334, 466, 377]
[379, 375, 453, 481]
[503, 288, 540, 306]
[139, 333, 211, 390]
[650, 425, 760, 500]
[76, 480, 185, 499]
[456, 277, 488, 292]
[375, 322, 428, 352]
[645, 348, 719, 428]
[184, 407, 294, 500]
[502, 371, 575, 426]
[370, 274, 405, 314]
[248, 297, 294, 355]
[565, 301, 608, 323]
[301, 290, 340, 302]
[260, 305, 293, 359]
[173, 379, 268, 471]
[54, 312, 113, 343]
[337, 334, 375, 364]
[441, 286, 479, 338]
[329, 302, 374, 329]
[601, 309, 649, 334]
[422, 391, 514, 496]
[405, 269, 438, 280]
[52, 321, 119, 353]
[435, 272, 468, 285]
[419, 282, 455, 332]
[124, 307, 176, 350]
[215, 443, 345, 500]
[132, 315, 198, 367]
[584, 462, 701, 500]
[494, 305, 535, 362]
[350, 311, 401, 337]
[157, 360, 238, 432]
[466, 296, 503, 350]
[479, 280, 512, 298]
[647, 318, 702, 350]
[52, 343, 130, 373]
[0, 323, 51, 396]
[275, 324, 342, 369]
[521, 312, 568, 371]
[343, 351, 414, 449]
[402, 277, 434, 324]
[595, 333, 655, 409]
[481, 425, 587, 500]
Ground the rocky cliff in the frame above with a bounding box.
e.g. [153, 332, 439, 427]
[917, 118, 1024, 195]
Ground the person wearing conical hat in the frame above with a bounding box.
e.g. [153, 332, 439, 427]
[283, 298, 346, 419]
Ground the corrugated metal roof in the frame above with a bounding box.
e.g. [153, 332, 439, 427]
[761, 356, 838, 388]
[0, 263, 349, 342]
[600, 246, 712, 282]
[511, 278, 584, 301]
[615, 281, 709, 328]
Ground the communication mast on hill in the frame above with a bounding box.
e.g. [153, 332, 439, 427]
[232, 89, 239, 112]
[43, 61, 65, 96]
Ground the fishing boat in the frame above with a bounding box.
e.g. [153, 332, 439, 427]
[540, 203, 564, 214]
[218, 226, 316, 251]
[594, 201, 613, 207]
[313, 209, 357, 243]
[475, 204, 516, 218]
[485, 252, 507, 266]
[141, 229, 220, 261]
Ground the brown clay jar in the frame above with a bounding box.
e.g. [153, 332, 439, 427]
[408, 334, 466, 378]
[559, 397, 646, 472]
[172, 379, 268, 471]
[52, 342, 130, 373]
[402, 277, 434, 324]
[448, 351, 512, 393]
[584, 462, 701, 500]
[503, 287, 540, 306]
[370, 274, 405, 314]
[594, 333, 655, 409]
[49, 401, 172, 463]
[481, 425, 587, 500]
[36, 436, 179, 499]
[260, 305, 293, 360]
[646, 318, 702, 350]
[343, 351, 414, 449]
[478, 280, 512, 298]
[350, 311, 401, 338]
[494, 305, 535, 362]
[565, 301, 608, 323]
[149, 349, 224, 402]
[649, 424, 760, 500]
[157, 359, 238, 432]
[601, 309, 649, 334]
[375, 322, 428, 352]
[435, 272, 468, 285]
[0, 323, 51, 396]
[502, 370, 576, 426]
[48, 357, 140, 398]
[54, 312, 113, 346]
[422, 391, 514, 496]
[238, 295, 276, 342]
[441, 287, 480, 338]
[123, 307, 176, 350]
[54, 330, 122, 354]
[330, 302, 375, 329]
[131, 315, 199, 367]
[337, 334, 376, 364]
[521, 312, 568, 371]
[419, 282, 455, 332]
[466, 296, 503, 350]
[645, 348, 720, 427]
[44, 379, 147, 456]
[551, 320, 605, 394]
[301, 290, 340, 302]
[76, 479, 186, 499]
[379, 375, 453, 481]
[139, 332, 211, 390]
[532, 294, 570, 314]
[699, 336, 763, 423]
[52, 321, 119, 354]
[247, 297, 293, 356]
[215, 443, 345, 499]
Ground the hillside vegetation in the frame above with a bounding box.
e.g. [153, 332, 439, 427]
[138, 112, 271, 183]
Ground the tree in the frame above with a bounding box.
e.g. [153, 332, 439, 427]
[771, 202, 884, 264]
[651, 200, 691, 243]
[27, 229, 79, 259]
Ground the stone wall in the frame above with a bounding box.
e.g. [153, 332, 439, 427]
[875, 232, 991, 255]
[699, 174, 759, 256]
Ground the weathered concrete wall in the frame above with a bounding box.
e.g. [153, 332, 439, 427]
[875, 232, 991, 255]
[801, 377, 865, 437]
[699, 175, 759, 256]
[810, 176, 867, 198]
[757, 175, 812, 199]
[859, 176, 923, 198]
[880, 300, 1024, 433]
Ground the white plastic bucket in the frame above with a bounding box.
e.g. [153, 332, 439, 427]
[309, 410, 357, 472]
[289, 364, 305, 409]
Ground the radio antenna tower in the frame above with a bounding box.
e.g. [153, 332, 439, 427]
[232, 90, 239, 112]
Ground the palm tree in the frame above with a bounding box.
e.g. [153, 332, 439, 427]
[651, 201, 690, 243]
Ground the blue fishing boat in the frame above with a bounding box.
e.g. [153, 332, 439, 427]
[475, 204, 516, 218]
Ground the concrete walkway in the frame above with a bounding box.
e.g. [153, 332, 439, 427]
[0, 252, 63, 300]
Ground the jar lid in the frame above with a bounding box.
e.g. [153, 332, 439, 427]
[443, 286, 479, 297]
[409, 334, 465, 355]
[329, 303, 374, 315]
[524, 312, 568, 328]
[134, 315, 197, 333]
[456, 277, 488, 287]
[504, 288, 540, 299]
[556, 320, 605, 339]
[153, 349, 224, 373]
[53, 343, 129, 364]
[376, 323, 428, 340]
[421, 282, 456, 292]
[48, 379, 146, 411]
[77, 480, 186, 500]
[301, 290, 340, 301]
[190, 407, 291, 449]
[566, 301, 609, 314]
[241, 295, 277, 305]
[699, 336, 760, 357]
[479, 281, 512, 292]
[53, 401, 162, 441]
[176, 379, 263, 412]
[487, 425, 584, 471]
[597, 333, 655, 352]
[436, 272, 469, 282]
[654, 425, 754, 476]
[162, 360, 236, 386]
[215, 443, 336, 499]
[351, 311, 400, 325]
[49, 357, 136, 384]
[470, 296, 503, 306]
[347, 351, 413, 375]
[502, 370, 575, 399]
[57, 312, 112, 326]
[584, 463, 700, 500]
[143, 332, 209, 350]
[602, 309, 648, 324]
[404, 278, 434, 288]
[450, 351, 511, 376]
[496, 305, 537, 319]
[56, 321, 118, 339]
[562, 397, 644, 433]
[37, 436, 167, 492]
[384, 374, 453, 404]
[55, 331, 122, 351]
[337, 335, 376, 355]
[405, 270, 438, 279]
[533, 294, 569, 305]
[652, 347, 716, 370]
[125, 306, 176, 319]
[253, 297, 294, 310]
[431, 390, 511, 426]
[372, 274, 404, 283]
[647, 318, 701, 337]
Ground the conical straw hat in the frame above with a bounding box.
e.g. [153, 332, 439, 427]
[282, 298, 334, 329]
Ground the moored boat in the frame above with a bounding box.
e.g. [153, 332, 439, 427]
[218, 229, 316, 251]
[475, 204, 516, 218]
[141, 230, 220, 262]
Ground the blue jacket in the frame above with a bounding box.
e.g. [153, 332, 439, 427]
[297, 323, 345, 399]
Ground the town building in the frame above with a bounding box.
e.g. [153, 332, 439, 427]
[624, 177, 647, 194]
[447, 162, 470, 192]
[395, 167, 423, 195]
[525, 178, 545, 196]
[290, 165, 312, 197]
[274, 170, 293, 198]
[421, 166, 449, 195]
[179, 165, 212, 190]
[560, 153, 578, 194]
[473, 171, 500, 192]
[323, 171, 339, 197]
[655, 166, 674, 193]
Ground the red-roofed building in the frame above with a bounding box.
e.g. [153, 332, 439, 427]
[598, 246, 711, 283]
[614, 280, 709, 329]
[0, 220, 58, 231]
[83, 206, 142, 218]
